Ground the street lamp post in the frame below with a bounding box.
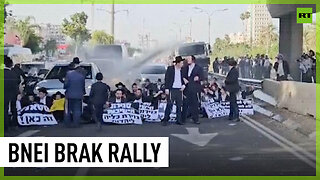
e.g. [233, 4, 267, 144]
[97, 4, 129, 43]
[193, 7, 228, 44]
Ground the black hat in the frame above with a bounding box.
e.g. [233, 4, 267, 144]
[38, 87, 48, 94]
[52, 91, 65, 99]
[173, 56, 185, 63]
[115, 82, 125, 88]
[227, 59, 237, 67]
[72, 57, 81, 64]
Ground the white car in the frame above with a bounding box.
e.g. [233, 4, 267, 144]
[34, 62, 100, 97]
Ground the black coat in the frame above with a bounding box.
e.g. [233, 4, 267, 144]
[164, 66, 185, 90]
[225, 67, 240, 93]
[108, 97, 127, 103]
[182, 64, 204, 93]
[89, 81, 110, 105]
[4, 68, 19, 102]
[39, 96, 53, 108]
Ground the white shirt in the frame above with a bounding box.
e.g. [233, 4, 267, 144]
[133, 98, 143, 103]
[40, 96, 46, 105]
[188, 63, 195, 77]
[115, 98, 122, 103]
[172, 67, 182, 88]
[277, 60, 285, 76]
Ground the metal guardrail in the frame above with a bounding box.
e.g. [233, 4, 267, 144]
[208, 72, 263, 89]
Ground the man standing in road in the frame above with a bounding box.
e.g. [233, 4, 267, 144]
[64, 57, 86, 128]
[4, 56, 19, 132]
[182, 55, 204, 124]
[89, 72, 110, 129]
[162, 56, 185, 126]
[225, 59, 240, 122]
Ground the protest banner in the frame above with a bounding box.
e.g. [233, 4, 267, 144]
[18, 104, 58, 126]
[103, 103, 143, 125]
[157, 103, 177, 122]
[203, 99, 254, 119]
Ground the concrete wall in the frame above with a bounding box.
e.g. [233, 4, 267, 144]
[262, 79, 317, 118]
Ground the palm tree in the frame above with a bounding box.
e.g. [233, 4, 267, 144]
[240, 11, 250, 44]
[258, 24, 278, 55]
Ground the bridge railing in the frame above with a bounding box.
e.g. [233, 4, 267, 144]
[208, 72, 263, 89]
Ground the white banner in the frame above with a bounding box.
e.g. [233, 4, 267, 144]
[0, 137, 169, 167]
[139, 103, 159, 121]
[204, 100, 254, 119]
[103, 103, 142, 125]
[18, 104, 57, 126]
[157, 103, 176, 122]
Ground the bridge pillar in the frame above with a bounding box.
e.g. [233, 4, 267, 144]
[279, 13, 303, 81]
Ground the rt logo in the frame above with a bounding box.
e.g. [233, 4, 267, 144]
[297, 8, 312, 23]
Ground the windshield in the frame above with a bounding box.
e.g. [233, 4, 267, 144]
[46, 66, 92, 79]
[141, 66, 166, 74]
[178, 44, 205, 56]
[21, 64, 45, 73]
[92, 45, 122, 59]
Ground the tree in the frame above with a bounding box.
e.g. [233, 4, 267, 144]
[62, 12, 91, 55]
[303, 23, 316, 52]
[14, 16, 40, 46]
[90, 30, 114, 46]
[44, 39, 57, 56]
[257, 24, 278, 55]
[24, 32, 43, 53]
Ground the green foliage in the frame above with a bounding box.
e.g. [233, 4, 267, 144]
[14, 16, 40, 46]
[212, 24, 279, 61]
[24, 32, 43, 53]
[44, 39, 57, 56]
[62, 12, 91, 55]
[303, 23, 316, 52]
[90, 30, 114, 46]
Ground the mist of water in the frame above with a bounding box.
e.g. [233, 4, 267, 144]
[86, 41, 183, 89]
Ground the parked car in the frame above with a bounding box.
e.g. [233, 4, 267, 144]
[34, 62, 100, 97]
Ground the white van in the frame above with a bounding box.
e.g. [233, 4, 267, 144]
[3, 45, 33, 63]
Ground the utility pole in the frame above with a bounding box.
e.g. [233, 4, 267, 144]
[111, 2, 115, 39]
[97, 3, 128, 44]
[91, 3, 95, 30]
[193, 7, 228, 45]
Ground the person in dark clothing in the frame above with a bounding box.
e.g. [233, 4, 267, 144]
[127, 83, 139, 102]
[162, 56, 186, 126]
[89, 73, 110, 129]
[182, 55, 204, 124]
[37, 87, 53, 108]
[213, 57, 220, 73]
[64, 57, 86, 128]
[225, 59, 240, 122]
[4, 56, 19, 131]
[12, 64, 26, 86]
[273, 54, 290, 81]
[108, 89, 127, 104]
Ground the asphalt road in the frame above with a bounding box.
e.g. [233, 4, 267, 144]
[4, 116, 316, 176]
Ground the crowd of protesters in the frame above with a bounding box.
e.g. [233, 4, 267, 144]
[9, 48, 318, 132]
[212, 50, 316, 83]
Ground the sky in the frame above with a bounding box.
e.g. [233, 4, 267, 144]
[8, 4, 265, 47]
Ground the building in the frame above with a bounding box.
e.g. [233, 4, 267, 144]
[228, 32, 246, 44]
[244, 4, 273, 44]
[39, 23, 66, 45]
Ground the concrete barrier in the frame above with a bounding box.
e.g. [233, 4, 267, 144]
[262, 79, 280, 99]
[262, 79, 317, 118]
